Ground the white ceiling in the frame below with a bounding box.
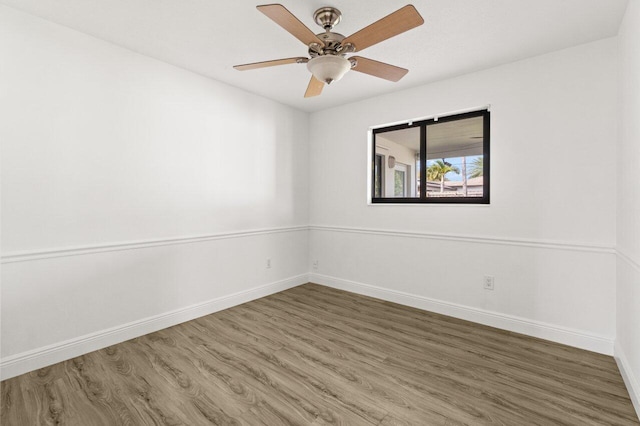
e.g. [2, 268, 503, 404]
[2, 0, 628, 112]
[376, 115, 483, 158]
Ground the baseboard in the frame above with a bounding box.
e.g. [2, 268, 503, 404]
[615, 341, 640, 421]
[310, 273, 614, 355]
[0, 274, 309, 381]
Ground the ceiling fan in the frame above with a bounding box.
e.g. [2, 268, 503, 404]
[234, 4, 424, 98]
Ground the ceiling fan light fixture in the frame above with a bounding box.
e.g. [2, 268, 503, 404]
[307, 55, 350, 84]
[235, 4, 424, 97]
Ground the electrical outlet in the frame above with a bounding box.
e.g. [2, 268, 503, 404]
[266, 258, 271, 269]
[483, 275, 495, 290]
[312, 260, 318, 270]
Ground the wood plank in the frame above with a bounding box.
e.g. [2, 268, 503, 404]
[1, 283, 638, 425]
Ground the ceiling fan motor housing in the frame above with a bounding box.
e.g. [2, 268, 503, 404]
[309, 31, 346, 57]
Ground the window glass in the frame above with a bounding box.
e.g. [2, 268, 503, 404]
[426, 115, 484, 198]
[373, 126, 420, 198]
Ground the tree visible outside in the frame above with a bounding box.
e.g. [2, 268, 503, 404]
[427, 160, 460, 193]
[469, 157, 484, 178]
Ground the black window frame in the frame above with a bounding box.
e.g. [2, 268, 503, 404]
[371, 109, 490, 204]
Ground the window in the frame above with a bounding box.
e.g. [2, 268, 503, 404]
[371, 109, 490, 204]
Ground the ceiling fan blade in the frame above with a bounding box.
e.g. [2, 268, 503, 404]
[351, 56, 408, 82]
[342, 5, 424, 52]
[234, 57, 308, 71]
[304, 75, 324, 98]
[258, 4, 325, 48]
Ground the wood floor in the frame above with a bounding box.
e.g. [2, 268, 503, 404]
[1, 284, 638, 425]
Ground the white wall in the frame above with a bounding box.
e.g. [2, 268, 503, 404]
[616, 0, 640, 416]
[0, 6, 309, 379]
[309, 38, 619, 354]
